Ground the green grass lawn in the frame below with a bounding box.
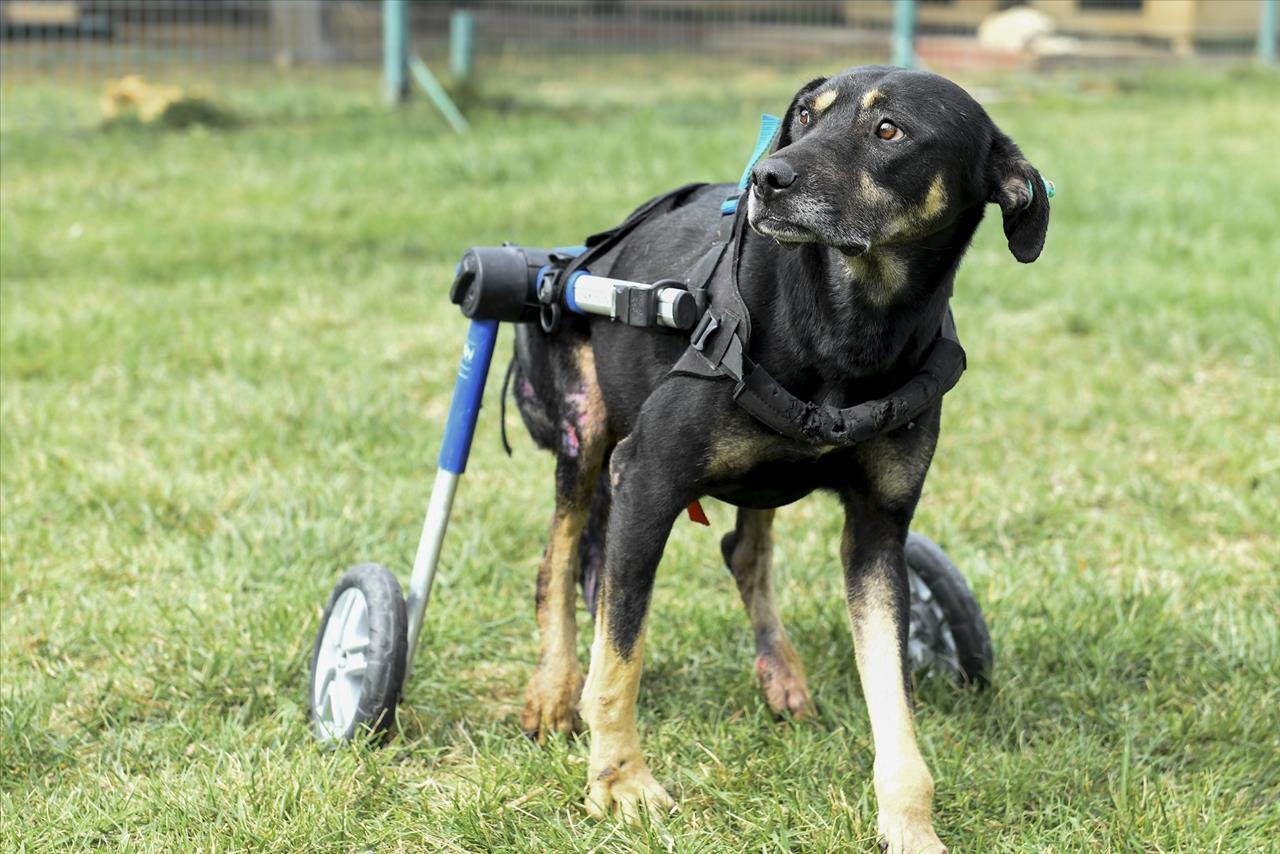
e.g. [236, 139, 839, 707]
[2, 58, 1278, 852]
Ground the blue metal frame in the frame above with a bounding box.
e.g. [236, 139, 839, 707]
[438, 319, 500, 475]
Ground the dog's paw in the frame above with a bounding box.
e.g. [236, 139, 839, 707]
[520, 666, 583, 743]
[877, 814, 947, 854]
[756, 651, 814, 719]
[585, 761, 676, 824]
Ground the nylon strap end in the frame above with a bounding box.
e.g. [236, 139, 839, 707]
[737, 113, 782, 191]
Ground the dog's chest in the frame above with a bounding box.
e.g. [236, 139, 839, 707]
[704, 432, 849, 508]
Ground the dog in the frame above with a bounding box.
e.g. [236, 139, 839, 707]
[510, 65, 1050, 853]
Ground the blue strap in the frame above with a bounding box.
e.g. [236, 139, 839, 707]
[738, 113, 781, 190]
[722, 113, 782, 216]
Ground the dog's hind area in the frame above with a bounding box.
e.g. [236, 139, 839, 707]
[512, 342, 608, 466]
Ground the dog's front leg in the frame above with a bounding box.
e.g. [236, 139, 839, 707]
[581, 434, 683, 823]
[842, 502, 946, 854]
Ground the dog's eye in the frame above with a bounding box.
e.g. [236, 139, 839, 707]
[876, 120, 902, 141]
[798, 109, 811, 126]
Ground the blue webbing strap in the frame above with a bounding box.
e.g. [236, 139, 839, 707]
[721, 113, 782, 216]
[738, 113, 782, 189]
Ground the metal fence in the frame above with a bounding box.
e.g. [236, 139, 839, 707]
[1, 0, 893, 77]
[1, 0, 1274, 80]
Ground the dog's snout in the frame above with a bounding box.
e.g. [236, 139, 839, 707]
[753, 158, 798, 198]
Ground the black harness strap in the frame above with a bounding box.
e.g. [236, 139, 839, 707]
[729, 318, 966, 445]
[671, 191, 753, 378]
[562, 182, 968, 448]
[667, 193, 967, 447]
[681, 203, 739, 315]
[565, 182, 709, 282]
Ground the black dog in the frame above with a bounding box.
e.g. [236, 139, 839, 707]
[511, 66, 1049, 853]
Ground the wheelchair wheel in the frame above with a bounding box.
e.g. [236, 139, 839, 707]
[905, 533, 993, 688]
[309, 563, 408, 743]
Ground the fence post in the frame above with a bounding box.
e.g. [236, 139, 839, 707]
[892, 0, 917, 68]
[384, 0, 409, 105]
[450, 11, 475, 82]
[1261, 0, 1278, 66]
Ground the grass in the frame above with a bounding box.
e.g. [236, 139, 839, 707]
[2, 57, 1278, 852]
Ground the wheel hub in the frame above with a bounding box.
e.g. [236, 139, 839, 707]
[313, 588, 372, 741]
[906, 567, 963, 681]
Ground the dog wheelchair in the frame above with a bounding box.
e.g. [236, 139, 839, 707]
[307, 241, 994, 743]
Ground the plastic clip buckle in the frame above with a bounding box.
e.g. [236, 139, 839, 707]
[690, 311, 720, 351]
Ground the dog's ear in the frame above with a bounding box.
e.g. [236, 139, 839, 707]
[985, 128, 1050, 263]
[773, 77, 828, 151]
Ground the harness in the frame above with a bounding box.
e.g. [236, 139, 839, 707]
[545, 115, 967, 448]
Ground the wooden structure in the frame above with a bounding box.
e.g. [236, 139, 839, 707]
[851, 1, 1270, 54]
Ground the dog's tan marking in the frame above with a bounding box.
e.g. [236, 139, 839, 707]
[813, 89, 838, 113]
[581, 610, 675, 823]
[706, 434, 768, 479]
[887, 173, 948, 241]
[859, 170, 893, 204]
[521, 512, 586, 739]
[857, 432, 932, 507]
[707, 430, 830, 479]
[921, 173, 947, 221]
[727, 509, 813, 718]
[843, 531, 945, 854]
[861, 89, 884, 111]
[850, 171, 903, 302]
[705, 425, 789, 478]
[842, 249, 907, 305]
[574, 345, 608, 429]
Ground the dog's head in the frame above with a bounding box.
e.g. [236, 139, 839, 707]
[747, 66, 1050, 263]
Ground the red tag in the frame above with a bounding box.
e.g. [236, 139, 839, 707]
[686, 500, 710, 526]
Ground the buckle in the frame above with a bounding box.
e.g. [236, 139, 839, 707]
[690, 311, 720, 351]
[537, 266, 560, 305]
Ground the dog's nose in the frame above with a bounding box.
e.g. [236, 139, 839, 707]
[753, 158, 798, 198]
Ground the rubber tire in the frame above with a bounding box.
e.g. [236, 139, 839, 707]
[905, 532, 994, 688]
[308, 563, 408, 743]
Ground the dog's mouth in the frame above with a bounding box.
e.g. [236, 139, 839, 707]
[746, 192, 815, 247]
[751, 217, 818, 247]
[752, 218, 872, 257]
[747, 194, 869, 256]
